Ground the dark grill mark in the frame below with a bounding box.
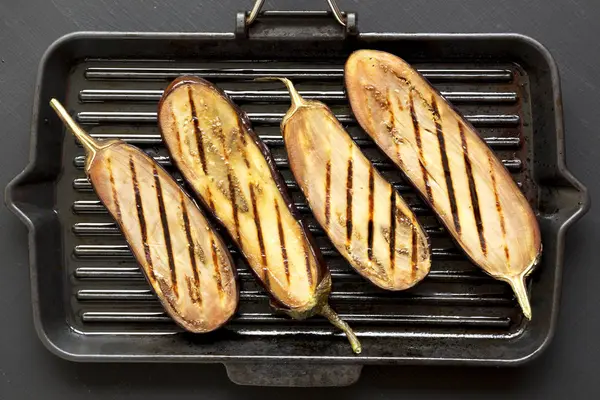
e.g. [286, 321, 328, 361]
[489, 157, 510, 268]
[250, 184, 269, 288]
[185, 276, 202, 305]
[209, 232, 224, 298]
[129, 156, 154, 281]
[180, 193, 200, 288]
[171, 111, 183, 158]
[389, 189, 397, 273]
[367, 167, 375, 261]
[205, 186, 215, 212]
[106, 157, 122, 223]
[324, 160, 332, 227]
[410, 226, 418, 281]
[302, 238, 314, 287]
[409, 91, 434, 204]
[238, 122, 251, 169]
[346, 157, 354, 244]
[228, 173, 240, 243]
[153, 167, 178, 297]
[188, 87, 207, 174]
[220, 129, 241, 244]
[274, 200, 290, 285]
[386, 90, 405, 168]
[431, 96, 461, 235]
[459, 123, 487, 255]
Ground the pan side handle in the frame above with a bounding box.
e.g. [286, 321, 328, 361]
[225, 363, 363, 387]
[5, 164, 58, 228]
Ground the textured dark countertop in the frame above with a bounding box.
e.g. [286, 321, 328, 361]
[1, 0, 598, 398]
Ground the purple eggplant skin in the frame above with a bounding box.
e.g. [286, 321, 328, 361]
[158, 76, 361, 353]
[50, 98, 239, 333]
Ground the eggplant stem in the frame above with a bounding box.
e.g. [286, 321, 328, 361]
[319, 302, 362, 354]
[507, 275, 532, 320]
[50, 98, 102, 157]
[255, 77, 306, 109]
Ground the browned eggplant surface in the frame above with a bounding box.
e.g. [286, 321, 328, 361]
[158, 77, 361, 353]
[50, 99, 238, 333]
[269, 77, 430, 290]
[345, 50, 542, 319]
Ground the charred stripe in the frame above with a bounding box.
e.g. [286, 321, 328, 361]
[410, 226, 418, 281]
[238, 121, 251, 169]
[171, 110, 184, 158]
[274, 200, 290, 285]
[367, 166, 375, 261]
[209, 232, 224, 299]
[409, 91, 434, 204]
[324, 160, 332, 227]
[386, 89, 405, 168]
[431, 96, 461, 234]
[107, 157, 122, 223]
[389, 189, 397, 273]
[459, 122, 487, 255]
[185, 276, 202, 305]
[489, 156, 510, 268]
[227, 172, 240, 244]
[346, 157, 354, 244]
[180, 192, 201, 288]
[302, 237, 314, 287]
[129, 156, 154, 281]
[221, 128, 241, 244]
[153, 167, 178, 297]
[250, 184, 269, 288]
[206, 186, 215, 212]
[188, 87, 208, 175]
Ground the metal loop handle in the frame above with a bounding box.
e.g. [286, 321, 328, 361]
[246, 0, 347, 26]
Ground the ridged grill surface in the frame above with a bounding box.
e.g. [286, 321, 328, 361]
[60, 59, 534, 337]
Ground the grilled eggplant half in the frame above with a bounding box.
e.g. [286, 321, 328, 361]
[158, 77, 361, 353]
[50, 99, 238, 333]
[268, 77, 430, 290]
[345, 50, 542, 319]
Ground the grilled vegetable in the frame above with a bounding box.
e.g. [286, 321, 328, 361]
[157, 77, 361, 353]
[50, 99, 238, 333]
[345, 50, 542, 319]
[267, 77, 430, 290]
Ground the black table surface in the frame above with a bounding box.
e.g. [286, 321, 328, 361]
[1, 0, 598, 398]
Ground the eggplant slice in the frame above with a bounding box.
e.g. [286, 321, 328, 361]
[345, 50, 542, 319]
[268, 77, 430, 290]
[158, 77, 360, 353]
[51, 99, 238, 333]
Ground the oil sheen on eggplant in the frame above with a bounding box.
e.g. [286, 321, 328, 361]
[50, 99, 238, 333]
[267, 77, 430, 290]
[158, 77, 361, 353]
[345, 50, 542, 319]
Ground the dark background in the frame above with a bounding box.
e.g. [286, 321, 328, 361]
[1, 0, 597, 398]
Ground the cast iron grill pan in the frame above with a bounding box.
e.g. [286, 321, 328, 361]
[5, 9, 589, 387]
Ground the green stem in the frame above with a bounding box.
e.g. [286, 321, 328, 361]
[319, 303, 362, 354]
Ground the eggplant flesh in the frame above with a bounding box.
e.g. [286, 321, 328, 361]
[158, 77, 361, 353]
[51, 99, 238, 333]
[345, 50, 542, 319]
[271, 78, 430, 290]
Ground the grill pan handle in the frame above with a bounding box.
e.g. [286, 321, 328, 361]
[236, 0, 357, 38]
[246, 0, 348, 26]
[225, 362, 363, 387]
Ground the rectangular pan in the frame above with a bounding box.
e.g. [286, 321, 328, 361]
[5, 10, 589, 386]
